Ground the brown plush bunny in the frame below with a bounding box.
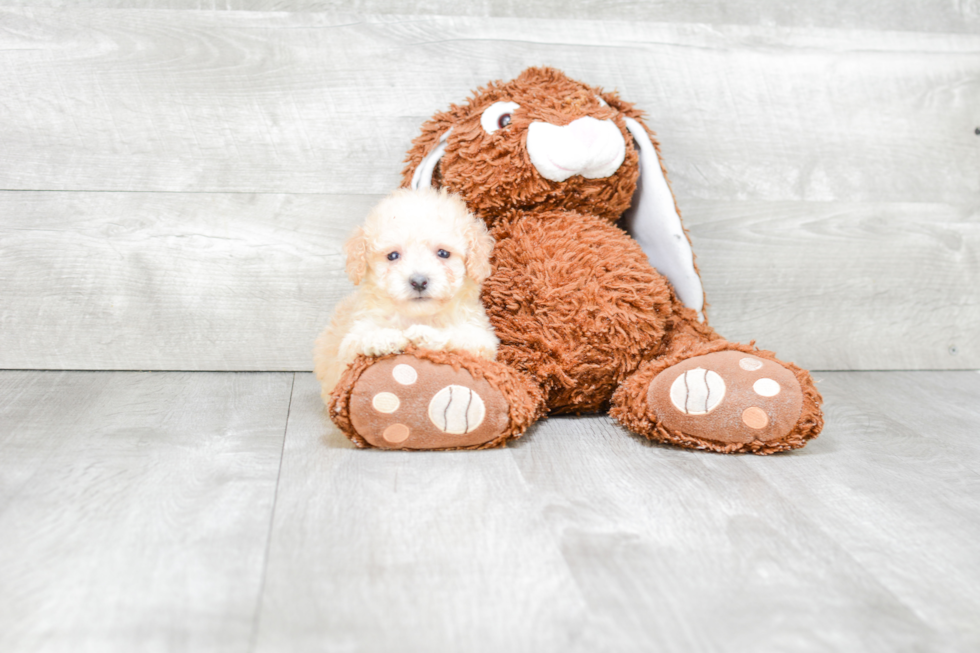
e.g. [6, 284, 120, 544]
[324, 67, 823, 454]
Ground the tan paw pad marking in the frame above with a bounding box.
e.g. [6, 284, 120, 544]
[392, 364, 418, 385]
[742, 407, 769, 429]
[428, 385, 486, 434]
[739, 357, 764, 371]
[753, 378, 781, 397]
[669, 367, 726, 415]
[382, 423, 411, 443]
[372, 392, 400, 413]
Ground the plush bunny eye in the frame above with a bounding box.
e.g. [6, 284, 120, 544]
[480, 101, 520, 134]
[437, 249, 451, 259]
[387, 251, 399, 261]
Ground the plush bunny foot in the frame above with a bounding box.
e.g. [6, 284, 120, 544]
[329, 348, 545, 450]
[611, 344, 823, 454]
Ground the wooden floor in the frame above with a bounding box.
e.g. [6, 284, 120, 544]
[1, 369, 978, 652]
[2, 3, 977, 651]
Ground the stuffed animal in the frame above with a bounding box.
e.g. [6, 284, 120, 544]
[325, 67, 823, 454]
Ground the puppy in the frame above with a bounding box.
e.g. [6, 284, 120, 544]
[314, 187, 499, 396]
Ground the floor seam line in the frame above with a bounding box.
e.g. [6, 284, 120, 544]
[247, 371, 295, 653]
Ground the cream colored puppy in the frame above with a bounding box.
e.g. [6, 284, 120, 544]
[314, 187, 498, 396]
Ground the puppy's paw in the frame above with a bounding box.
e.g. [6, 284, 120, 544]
[405, 324, 450, 351]
[475, 346, 498, 361]
[357, 329, 410, 357]
[448, 330, 499, 360]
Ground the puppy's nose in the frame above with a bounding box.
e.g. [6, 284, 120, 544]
[409, 275, 428, 292]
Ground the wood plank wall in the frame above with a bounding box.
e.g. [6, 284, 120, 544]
[1, 3, 977, 371]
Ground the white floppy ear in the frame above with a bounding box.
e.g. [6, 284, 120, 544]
[410, 128, 453, 190]
[622, 117, 705, 318]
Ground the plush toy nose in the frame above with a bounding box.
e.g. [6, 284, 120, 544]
[409, 275, 428, 292]
[526, 116, 627, 182]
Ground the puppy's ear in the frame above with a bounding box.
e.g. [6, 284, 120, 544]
[344, 226, 369, 285]
[464, 219, 495, 284]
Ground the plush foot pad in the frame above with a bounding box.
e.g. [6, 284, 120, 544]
[648, 350, 804, 446]
[347, 354, 511, 450]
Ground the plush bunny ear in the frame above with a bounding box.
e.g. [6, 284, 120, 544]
[409, 128, 452, 190]
[622, 117, 704, 317]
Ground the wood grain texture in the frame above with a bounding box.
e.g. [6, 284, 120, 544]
[0, 191, 374, 370]
[0, 9, 977, 205]
[742, 370, 980, 649]
[0, 370, 977, 651]
[0, 370, 293, 653]
[249, 370, 980, 652]
[252, 372, 591, 653]
[1, 192, 976, 371]
[2, 1, 979, 35]
[0, 8, 977, 372]
[689, 200, 980, 370]
[506, 371, 980, 651]
[513, 419, 947, 652]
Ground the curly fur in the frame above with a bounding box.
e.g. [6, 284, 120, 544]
[404, 68, 642, 224]
[484, 209, 673, 413]
[610, 341, 824, 454]
[366, 66, 826, 453]
[314, 188, 498, 399]
[401, 68, 702, 414]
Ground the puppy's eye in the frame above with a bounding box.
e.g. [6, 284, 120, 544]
[437, 249, 451, 259]
[387, 252, 400, 261]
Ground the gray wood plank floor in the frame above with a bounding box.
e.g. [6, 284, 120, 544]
[2, 370, 978, 652]
[0, 371, 294, 653]
[2, 4, 976, 651]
